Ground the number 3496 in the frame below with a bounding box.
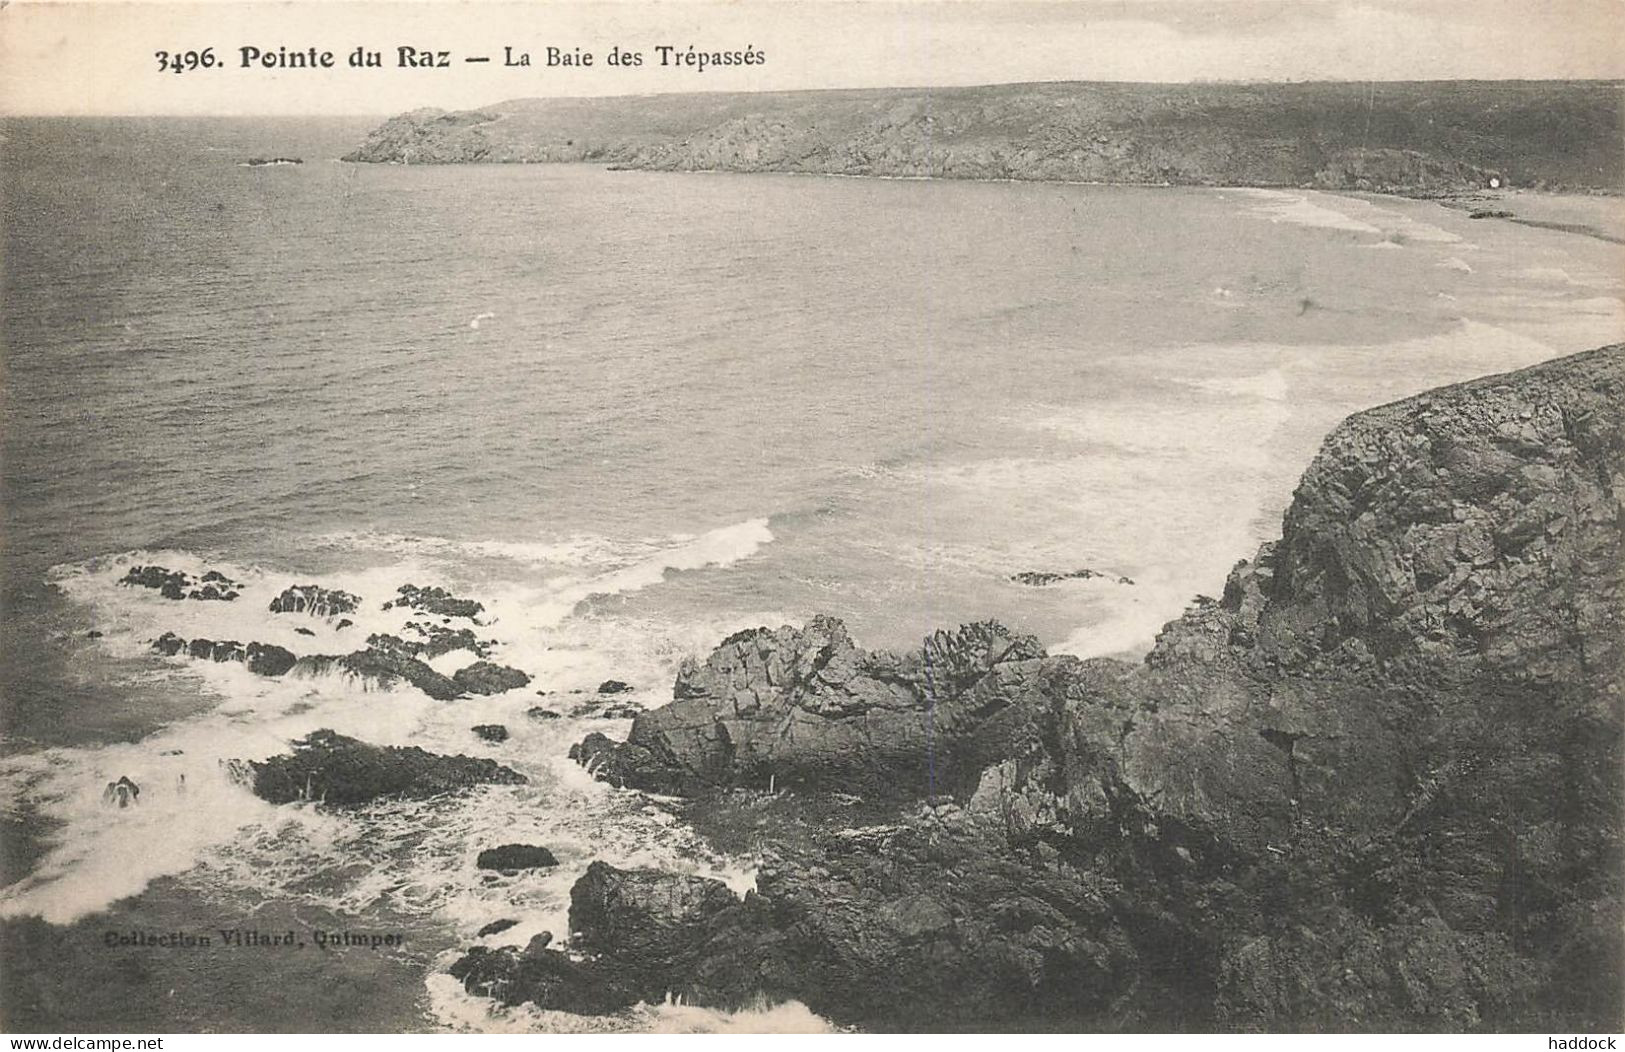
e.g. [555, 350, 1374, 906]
[155, 49, 218, 73]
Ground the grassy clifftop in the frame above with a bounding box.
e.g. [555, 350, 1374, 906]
[345, 79, 1624, 193]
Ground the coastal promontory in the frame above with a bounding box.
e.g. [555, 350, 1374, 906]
[344, 80, 1624, 193]
[481, 344, 1623, 1031]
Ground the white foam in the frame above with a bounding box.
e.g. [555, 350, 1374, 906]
[0, 718, 338, 924]
[10, 518, 779, 926]
[1522, 266, 1580, 284]
[1028, 319, 1578, 659]
[1234, 189, 1383, 235]
[1184, 368, 1290, 402]
[639, 998, 833, 1034]
[425, 962, 832, 1034]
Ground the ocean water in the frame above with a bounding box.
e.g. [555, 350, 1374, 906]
[1, 117, 1621, 1031]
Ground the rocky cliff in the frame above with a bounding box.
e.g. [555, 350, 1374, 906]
[570, 617, 1053, 798]
[345, 81, 1625, 193]
[468, 346, 1624, 1031]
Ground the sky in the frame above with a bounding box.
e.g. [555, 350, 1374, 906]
[1, 0, 1622, 116]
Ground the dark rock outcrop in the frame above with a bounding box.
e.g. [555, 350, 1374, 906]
[548, 346, 1625, 1032]
[245, 642, 297, 677]
[568, 861, 742, 969]
[120, 565, 240, 601]
[574, 617, 1050, 796]
[448, 863, 747, 1015]
[345, 108, 502, 165]
[407, 622, 493, 659]
[1011, 568, 1134, 586]
[335, 634, 463, 700]
[269, 584, 360, 617]
[454, 662, 531, 695]
[157, 630, 465, 700]
[471, 724, 508, 744]
[448, 846, 1132, 1028]
[475, 844, 558, 871]
[476, 919, 519, 938]
[243, 729, 524, 805]
[526, 707, 562, 720]
[450, 936, 644, 1016]
[596, 679, 633, 694]
[384, 583, 485, 619]
[149, 632, 296, 678]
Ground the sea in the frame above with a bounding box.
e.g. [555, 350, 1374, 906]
[1, 116, 1621, 1032]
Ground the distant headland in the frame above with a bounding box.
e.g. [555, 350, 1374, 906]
[343, 80, 1624, 195]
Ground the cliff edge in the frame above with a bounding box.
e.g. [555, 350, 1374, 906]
[475, 345, 1624, 1031]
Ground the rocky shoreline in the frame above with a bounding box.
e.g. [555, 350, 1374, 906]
[341, 80, 1623, 195]
[228, 345, 1622, 1030]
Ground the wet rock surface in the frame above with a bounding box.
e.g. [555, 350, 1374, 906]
[574, 617, 1051, 796]
[538, 347, 1625, 1031]
[150, 628, 467, 699]
[384, 583, 485, 619]
[475, 844, 558, 871]
[1011, 568, 1134, 586]
[454, 662, 531, 695]
[151, 632, 297, 677]
[121, 566, 241, 601]
[268, 585, 360, 617]
[319, 635, 465, 700]
[243, 729, 525, 805]
[405, 622, 494, 660]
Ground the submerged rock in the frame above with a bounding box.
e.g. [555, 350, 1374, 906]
[526, 707, 562, 721]
[454, 661, 531, 695]
[471, 724, 509, 743]
[245, 729, 524, 805]
[475, 844, 558, 871]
